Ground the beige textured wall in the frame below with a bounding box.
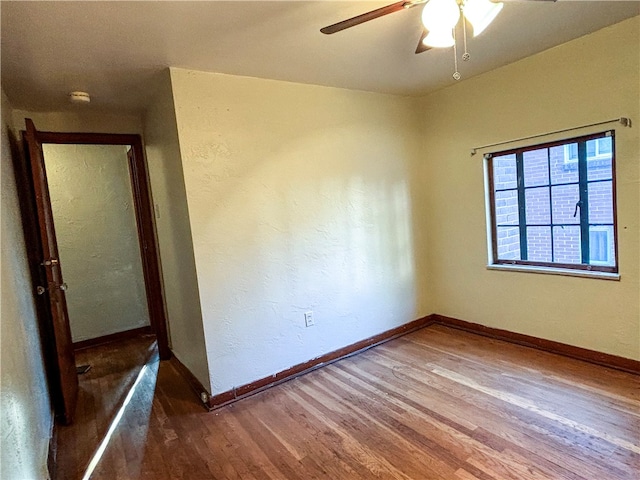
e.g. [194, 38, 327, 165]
[170, 68, 425, 394]
[0, 91, 52, 478]
[143, 70, 210, 390]
[418, 16, 640, 359]
[42, 143, 150, 342]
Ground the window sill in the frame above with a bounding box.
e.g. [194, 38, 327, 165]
[487, 264, 620, 281]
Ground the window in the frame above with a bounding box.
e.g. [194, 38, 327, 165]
[487, 131, 618, 274]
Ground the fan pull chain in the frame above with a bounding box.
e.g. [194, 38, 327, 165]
[462, 15, 470, 62]
[452, 27, 461, 80]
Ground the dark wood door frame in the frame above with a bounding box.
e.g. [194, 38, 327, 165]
[16, 124, 171, 423]
[16, 125, 172, 424]
[30, 130, 172, 362]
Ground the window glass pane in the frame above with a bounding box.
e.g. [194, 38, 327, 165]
[589, 225, 615, 266]
[525, 187, 550, 225]
[586, 137, 612, 159]
[497, 227, 521, 260]
[550, 144, 578, 185]
[552, 226, 581, 264]
[587, 150, 612, 181]
[588, 181, 614, 224]
[526, 227, 552, 263]
[597, 137, 612, 154]
[523, 149, 549, 187]
[551, 184, 580, 225]
[495, 190, 519, 226]
[492, 155, 517, 190]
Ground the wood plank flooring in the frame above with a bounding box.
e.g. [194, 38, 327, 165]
[64, 325, 639, 479]
[54, 334, 157, 480]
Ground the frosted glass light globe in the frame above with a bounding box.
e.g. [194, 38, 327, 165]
[421, 0, 460, 32]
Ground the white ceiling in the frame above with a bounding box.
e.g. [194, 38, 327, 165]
[1, 1, 638, 114]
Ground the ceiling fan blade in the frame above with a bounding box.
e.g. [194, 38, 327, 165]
[320, 1, 411, 35]
[415, 30, 431, 54]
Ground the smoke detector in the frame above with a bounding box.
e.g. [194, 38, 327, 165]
[68, 91, 91, 104]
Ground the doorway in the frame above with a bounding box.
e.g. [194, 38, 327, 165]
[18, 120, 170, 425]
[43, 143, 152, 345]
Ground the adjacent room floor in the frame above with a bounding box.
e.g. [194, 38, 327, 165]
[56, 325, 639, 480]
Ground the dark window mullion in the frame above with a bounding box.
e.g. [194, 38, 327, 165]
[530, 181, 579, 189]
[578, 141, 589, 264]
[522, 223, 606, 227]
[586, 178, 613, 185]
[516, 152, 527, 260]
[546, 147, 555, 262]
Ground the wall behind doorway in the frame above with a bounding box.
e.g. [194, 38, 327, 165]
[42, 143, 150, 342]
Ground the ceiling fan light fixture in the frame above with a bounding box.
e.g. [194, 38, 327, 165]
[421, 0, 460, 32]
[463, 0, 504, 37]
[423, 29, 456, 48]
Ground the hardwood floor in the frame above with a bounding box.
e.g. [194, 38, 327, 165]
[65, 325, 639, 479]
[54, 334, 157, 480]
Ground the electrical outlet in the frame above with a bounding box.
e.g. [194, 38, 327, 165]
[304, 311, 315, 327]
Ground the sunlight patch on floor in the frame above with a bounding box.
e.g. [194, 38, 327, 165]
[81, 363, 149, 480]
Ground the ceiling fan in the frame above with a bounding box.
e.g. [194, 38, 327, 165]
[321, 0, 557, 56]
